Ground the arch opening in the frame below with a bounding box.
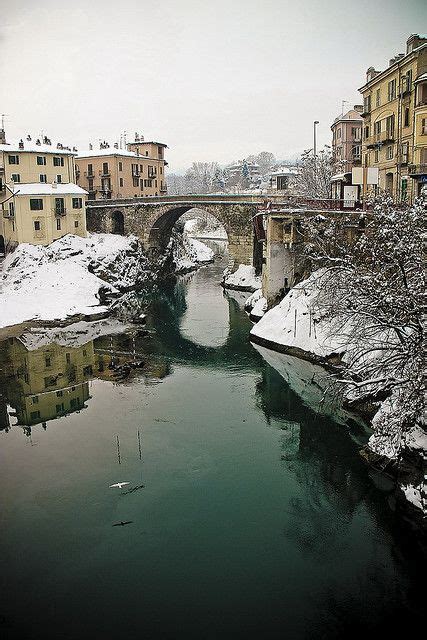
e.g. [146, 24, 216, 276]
[148, 206, 229, 255]
[112, 210, 124, 235]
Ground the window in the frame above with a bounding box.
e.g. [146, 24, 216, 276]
[386, 115, 395, 138]
[375, 89, 381, 107]
[87, 163, 93, 176]
[56, 218, 61, 230]
[144, 179, 153, 187]
[11, 174, 20, 183]
[9, 202, 14, 217]
[74, 220, 79, 228]
[404, 107, 410, 127]
[145, 151, 148, 156]
[155, 180, 157, 187]
[55, 197, 65, 214]
[56, 175, 62, 184]
[56, 403, 64, 413]
[160, 166, 163, 175]
[88, 178, 94, 191]
[374, 149, 379, 163]
[140, 164, 143, 172]
[140, 179, 144, 190]
[421, 118, 427, 135]
[118, 162, 123, 171]
[404, 69, 412, 93]
[401, 178, 408, 202]
[66, 353, 71, 364]
[386, 145, 393, 160]
[363, 95, 371, 113]
[133, 177, 139, 187]
[72, 197, 82, 209]
[374, 120, 381, 135]
[30, 198, 43, 210]
[40, 174, 47, 183]
[37, 156, 46, 165]
[45, 355, 51, 367]
[32, 396, 39, 404]
[337, 128, 341, 139]
[30, 410, 40, 421]
[401, 142, 409, 164]
[8, 155, 19, 164]
[102, 162, 109, 175]
[388, 79, 396, 101]
[53, 156, 64, 166]
[34, 221, 41, 231]
[119, 178, 123, 187]
[364, 125, 369, 139]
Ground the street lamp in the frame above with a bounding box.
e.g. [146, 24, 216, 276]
[313, 121, 319, 158]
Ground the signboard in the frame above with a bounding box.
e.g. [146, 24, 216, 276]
[352, 167, 379, 185]
[343, 185, 358, 208]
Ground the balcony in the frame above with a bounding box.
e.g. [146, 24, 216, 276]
[131, 169, 140, 178]
[148, 171, 157, 179]
[408, 164, 427, 176]
[99, 170, 110, 177]
[53, 207, 67, 217]
[84, 171, 94, 178]
[366, 130, 395, 148]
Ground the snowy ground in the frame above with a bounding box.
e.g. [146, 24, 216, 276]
[244, 288, 267, 320]
[0, 232, 213, 330]
[222, 265, 262, 292]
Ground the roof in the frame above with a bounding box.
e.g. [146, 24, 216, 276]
[332, 109, 363, 125]
[414, 72, 427, 83]
[77, 148, 139, 158]
[269, 167, 298, 176]
[8, 183, 88, 196]
[358, 42, 427, 92]
[0, 139, 76, 156]
[130, 141, 168, 148]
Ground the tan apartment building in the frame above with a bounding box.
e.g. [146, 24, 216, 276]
[359, 34, 427, 203]
[75, 134, 167, 200]
[0, 131, 87, 251]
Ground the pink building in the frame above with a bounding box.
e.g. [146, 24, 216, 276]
[331, 106, 363, 205]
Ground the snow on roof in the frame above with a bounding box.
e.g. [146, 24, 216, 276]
[414, 72, 427, 83]
[77, 147, 139, 158]
[8, 183, 88, 196]
[0, 139, 76, 156]
[269, 167, 298, 176]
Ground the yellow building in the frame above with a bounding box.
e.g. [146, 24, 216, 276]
[0, 131, 87, 251]
[359, 34, 427, 203]
[75, 133, 167, 200]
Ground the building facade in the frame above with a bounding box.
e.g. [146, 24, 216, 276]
[75, 134, 167, 200]
[359, 34, 427, 203]
[267, 167, 298, 193]
[330, 106, 363, 203]
[0, 131, 87, 251]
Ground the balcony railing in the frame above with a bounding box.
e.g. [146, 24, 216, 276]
[132, 169, 140, 177]
[99, 170, 110, 177]
[84, 171, 94, 178]
[52, 207, 67, 216]
[366, 130, 395, 147]
[408, 164, 427, 176]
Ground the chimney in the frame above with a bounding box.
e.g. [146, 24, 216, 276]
[114, 142, 119, 149]
[407, 34, 427, 54]
[0, 128, 6, 144]
[19, 139, 24, 150]
[89, 143, 93, 151]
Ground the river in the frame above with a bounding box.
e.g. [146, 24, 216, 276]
[0, 250, 423, 639]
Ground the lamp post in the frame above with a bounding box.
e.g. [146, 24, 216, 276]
[313, 120, 319, 158]
[313, 121, 319, 189]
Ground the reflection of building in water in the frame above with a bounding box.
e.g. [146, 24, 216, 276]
[0, 337, 94, 428]
[0, 330, 172, 433]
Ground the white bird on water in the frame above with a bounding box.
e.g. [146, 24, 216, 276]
[109, 482, 130, 489]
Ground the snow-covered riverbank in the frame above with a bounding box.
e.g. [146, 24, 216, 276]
[0, 232, 214, 330]
[250, 270, 426, 516]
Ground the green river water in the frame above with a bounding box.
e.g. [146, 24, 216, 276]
[0, 253, 424, 639]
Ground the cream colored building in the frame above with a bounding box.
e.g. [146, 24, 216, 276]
[359, 34, 427, 203]
[76, 134, 167, 200]
[0, 131, 87, 251]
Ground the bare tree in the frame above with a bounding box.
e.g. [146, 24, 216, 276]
[184, 162, 221, 194]
[293, 146, 335, 198]
[302, 193, 426, 456]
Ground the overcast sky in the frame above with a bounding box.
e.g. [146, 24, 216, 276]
[1, 0, 426, 172]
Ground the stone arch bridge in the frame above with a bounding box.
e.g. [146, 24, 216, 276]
[86, 194, 283, 269]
